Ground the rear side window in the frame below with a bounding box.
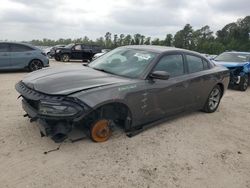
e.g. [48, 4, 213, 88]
[0, 44, 9, 52]
[186, 55, 204, 73]
[154, 54, 184, 77]
[11, 44, 33, 52]
[82, 45, 91, 50]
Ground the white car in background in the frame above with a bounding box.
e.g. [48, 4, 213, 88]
[92, 49, 111, 60]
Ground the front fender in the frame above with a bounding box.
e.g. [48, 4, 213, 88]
[243, 63, 250, 73]
[70, 81, 147, 127]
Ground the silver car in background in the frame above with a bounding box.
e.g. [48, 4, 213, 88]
[92, 49, 111, 60]
[0, 42, 49, 71]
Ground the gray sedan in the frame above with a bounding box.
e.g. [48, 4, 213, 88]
[16, 45, 229, 143]
[0, 42, 49, 71]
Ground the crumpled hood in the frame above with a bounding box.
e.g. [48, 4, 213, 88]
[22, 65, 128, 95]
[212, 60, 248, 68]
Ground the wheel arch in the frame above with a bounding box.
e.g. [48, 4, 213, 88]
[87, 101, 133, 131]
[217, 82, 224, 96]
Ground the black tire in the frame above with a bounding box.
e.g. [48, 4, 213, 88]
[203, 85, 222, 113]
[61, 54, 70, 62]
[29, 60, 43, 72]
[239, 75, 249, 91]
[55, 56, 60, 61]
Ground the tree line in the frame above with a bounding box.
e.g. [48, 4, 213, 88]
[30, 16, 250, 55]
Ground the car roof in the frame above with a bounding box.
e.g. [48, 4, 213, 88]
[121, 45, 202, 56]
[0, 41, 36, 49]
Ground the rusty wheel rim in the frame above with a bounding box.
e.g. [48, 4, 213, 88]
[91, 119, 111, 142]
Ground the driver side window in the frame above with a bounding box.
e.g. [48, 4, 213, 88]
[74, 45, 82, 51]
[154, 54, 184, 77]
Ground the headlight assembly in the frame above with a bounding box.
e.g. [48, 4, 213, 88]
[38, 101, 81, 117]
[56, 49, 61, 53]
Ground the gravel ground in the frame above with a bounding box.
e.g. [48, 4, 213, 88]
[0, 60, 250, 188]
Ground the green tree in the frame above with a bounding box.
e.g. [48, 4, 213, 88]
[151, 38, 160, 45]
[113, 34, 118, 47]
[123, 35, 132, 45]
[164, 34, 173, 46]
[133, 34, 141, 45]
[144, 37, 151, 45]
[104, 32, 112, 48]
[173, 24, 194, 49]
[119, 34, 125, 46]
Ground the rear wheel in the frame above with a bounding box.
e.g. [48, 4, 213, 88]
[203, 85, 222, 113]
[239, 75, 248, 91]
[29, 60, 43, 72]
[90, 119, 112, 142]
[61, 54, 70, 62]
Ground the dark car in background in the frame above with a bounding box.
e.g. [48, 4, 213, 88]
[45, 44, 65, 58]
[213, 51, 250, 91]
[16, 45, 229, 143]
[54, 43, 102, 62]
[0, 42, 49, 71]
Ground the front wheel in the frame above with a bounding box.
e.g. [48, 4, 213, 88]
[55, 56, 60, 61]
[29, 60, 43, 72]
[90, 119, 112, 142]
[203, 85, 222, 113]
[61, 54, 70, 62]
[239, 75, 249, 91]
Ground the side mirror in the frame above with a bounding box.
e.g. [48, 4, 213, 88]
[149, 71, 170, 80]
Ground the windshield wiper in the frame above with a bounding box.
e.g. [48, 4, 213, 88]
[92, 67, 114, 75]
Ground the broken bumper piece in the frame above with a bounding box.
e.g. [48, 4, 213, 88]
[22, 99, 72, 143]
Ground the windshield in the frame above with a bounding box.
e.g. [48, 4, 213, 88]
[89, 48, 157, 78]
[214, 53, 249, 62]
[65, 43, 74, 48]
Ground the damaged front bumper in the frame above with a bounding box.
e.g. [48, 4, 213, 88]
[230, 75, 241, 85]
[22, 99, 72, 142]
[16, 81, 91, 143]
[228, 67, 245, 85]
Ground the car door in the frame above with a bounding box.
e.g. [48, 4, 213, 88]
[144, 53, 191, 122]
[71, 44, 83, 59]
[10, 44, 34, 69]
[184, 53, 211, 108]
[82, 45, 92, 60]
[0, 43, 11, 69]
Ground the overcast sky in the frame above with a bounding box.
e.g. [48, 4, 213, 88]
[0, 0, 249, 41]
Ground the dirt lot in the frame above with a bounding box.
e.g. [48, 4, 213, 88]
[0, 60, 250, 188]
